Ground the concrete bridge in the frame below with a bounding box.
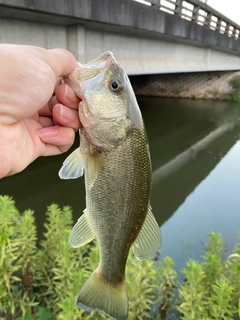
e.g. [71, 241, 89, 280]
[0, 0, 240, 75]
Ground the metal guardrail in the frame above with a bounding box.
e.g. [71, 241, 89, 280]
[133, 0, 240, 40]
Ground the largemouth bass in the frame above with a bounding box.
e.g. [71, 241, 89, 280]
[59, 52, 161, 320]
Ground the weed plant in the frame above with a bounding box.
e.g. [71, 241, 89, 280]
[0, 195, 239, 320]
[228, 75, 240, 101]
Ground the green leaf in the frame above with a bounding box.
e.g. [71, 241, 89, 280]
[16, 312, 34, 320]
[37, 307, 51, 320]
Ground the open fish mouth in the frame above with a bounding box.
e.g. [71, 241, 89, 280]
[63, 51, 122, 99]
[68, 51, 118, 82]
[83, 51, 117, 70]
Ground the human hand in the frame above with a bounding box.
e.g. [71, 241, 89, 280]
[0, 44, 81, 178]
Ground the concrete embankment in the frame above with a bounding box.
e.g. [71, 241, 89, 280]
[131, 71, 240, 100]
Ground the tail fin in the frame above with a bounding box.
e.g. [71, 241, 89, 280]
[77, 269, 128, 320]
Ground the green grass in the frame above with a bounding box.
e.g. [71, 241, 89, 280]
[0, 195, 239, 320]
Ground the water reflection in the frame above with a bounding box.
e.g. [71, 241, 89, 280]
[139, 97, 240, 271]
[152, 123, 239, 227]
[0, 97, 240, 269]
[159, 139, 240, 273]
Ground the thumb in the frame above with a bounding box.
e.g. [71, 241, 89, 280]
[47, 48, 79, 78]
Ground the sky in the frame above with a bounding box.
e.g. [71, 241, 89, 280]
[206, 0, 240, 25]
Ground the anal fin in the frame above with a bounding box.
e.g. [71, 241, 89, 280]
[69, 209, 95, 248]
[133, 205, 162, 260]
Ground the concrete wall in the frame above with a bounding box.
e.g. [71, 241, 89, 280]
[0, 18, 67, 49]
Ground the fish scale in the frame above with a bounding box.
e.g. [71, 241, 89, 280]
[83, 128, 151, 284]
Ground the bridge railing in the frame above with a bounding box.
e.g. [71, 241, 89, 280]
[134, 0, 240, 40]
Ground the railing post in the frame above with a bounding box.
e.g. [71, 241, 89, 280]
[205, 12, 212, 27]
[216, 18, 222, 32]
[174, 0, 183, 16]
[193, 5, 200, 23]
[225, 23, 230, 36]
[150, 0, 160, 8]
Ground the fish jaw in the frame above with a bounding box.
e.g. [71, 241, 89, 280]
[64, 51, 116, 96]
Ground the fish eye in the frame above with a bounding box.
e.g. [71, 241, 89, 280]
[109, 79, 124, 94]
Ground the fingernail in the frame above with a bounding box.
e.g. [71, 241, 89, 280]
[38, 128, 59, 139]
[60, 104, 74, 120]
[64, 84, 70, 98]
[64, 84, 78, 103]
[64, 85, 73, 103]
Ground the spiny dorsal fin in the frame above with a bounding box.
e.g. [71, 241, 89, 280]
[69, 209, 95, 248]
[58, 147, 84, 179]
[133, 205, 162, 260]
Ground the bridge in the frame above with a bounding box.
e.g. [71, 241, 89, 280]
[0, 0, 240, 75]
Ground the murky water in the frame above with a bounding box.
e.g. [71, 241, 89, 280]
[1, 97, 240, 271]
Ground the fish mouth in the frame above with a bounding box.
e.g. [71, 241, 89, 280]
[68, 51, 117, 83]
[83, 51, 116, 70]
[63, 51, 119, 98]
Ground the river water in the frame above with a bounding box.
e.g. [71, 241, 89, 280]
[1, 97, 240, 272]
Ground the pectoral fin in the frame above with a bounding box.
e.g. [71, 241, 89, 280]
[58, 147, 84, 179]
[133, 205, 162, 260]
[69, 209, 95, 248]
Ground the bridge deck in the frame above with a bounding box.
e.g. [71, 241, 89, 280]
[0, 0, 239, 74]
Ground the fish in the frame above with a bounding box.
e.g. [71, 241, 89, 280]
[58, 51, 161, 320]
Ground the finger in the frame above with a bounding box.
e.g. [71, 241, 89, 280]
[53, 78, 62, 95]
[39, 82, 80, 118]
[38, 143, 72, 156]
[39, 95, 58, 117]
[38, 125, 76, 156]
[38, 116, 53, 127]
[56, 83, 80, 110]
[47, 48, 79, 78]
[52, 103, 81, 131]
